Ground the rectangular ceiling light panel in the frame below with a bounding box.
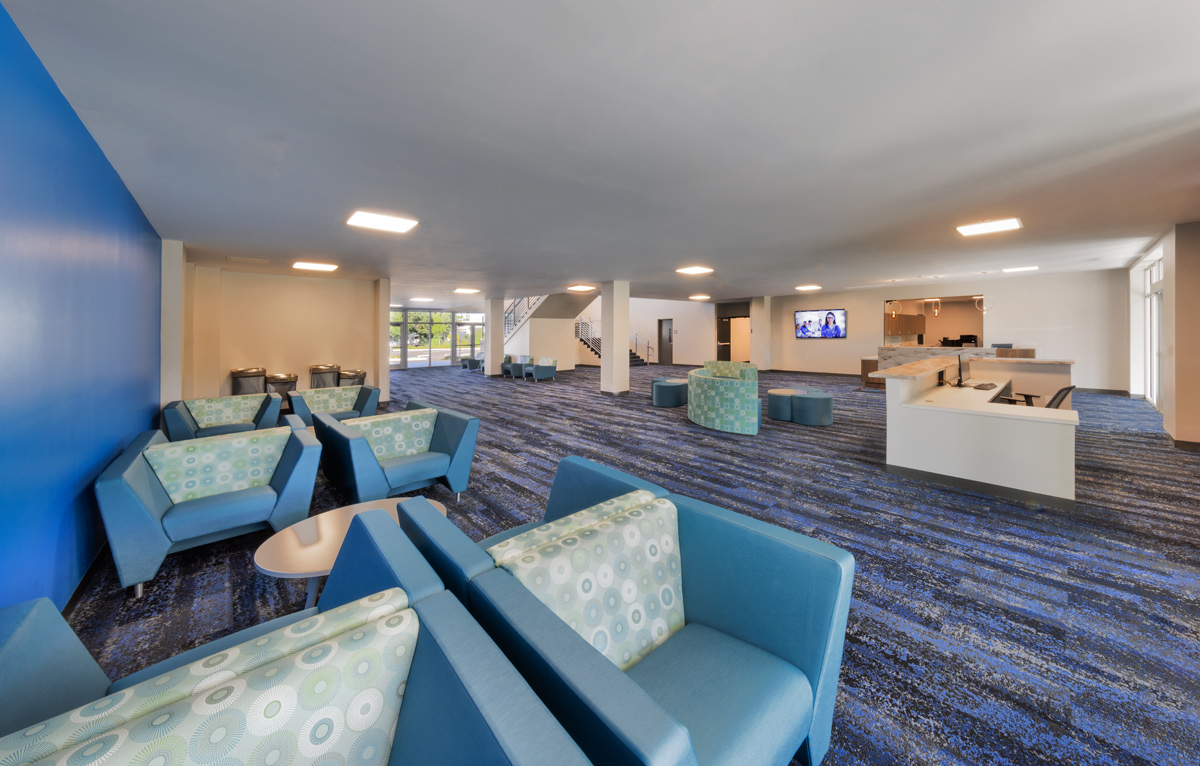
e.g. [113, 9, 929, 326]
[956, 218, 1022, 236]
[347, 211, 419, 233]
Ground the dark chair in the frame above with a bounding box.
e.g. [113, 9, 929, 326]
[998, 385, 1074, 409]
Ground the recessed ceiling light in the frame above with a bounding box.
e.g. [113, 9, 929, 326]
[957, 218, 1022, 236]
[676, 266, 714, 275]
[411, 297, 434, 302]
[453, 288, 480, 294]
[1002, 266, 1039, 273]
[293, 262, 338, 271]
[347, 210, 419, 233]
[689, 294, 711, 300]
[923, 298, 938, 302]
[795, 284, 822, 291]
[567, 285, 596, 292]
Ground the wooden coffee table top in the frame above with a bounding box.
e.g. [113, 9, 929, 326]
[254, 496, 446, 579]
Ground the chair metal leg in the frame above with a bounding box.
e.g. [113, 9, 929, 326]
[134, 583, 144, 599]
[456, 492, 461, 503]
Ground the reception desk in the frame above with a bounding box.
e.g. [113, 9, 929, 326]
[870, 357, 1079, 507]
[969, 357, 1074, 408]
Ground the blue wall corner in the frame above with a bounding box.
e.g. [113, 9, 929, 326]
[0, 6, 161, 609]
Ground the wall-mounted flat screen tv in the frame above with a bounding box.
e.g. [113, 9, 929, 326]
[795, 309, 847, 338]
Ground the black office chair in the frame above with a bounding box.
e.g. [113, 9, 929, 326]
[998, 385, 1075, 409]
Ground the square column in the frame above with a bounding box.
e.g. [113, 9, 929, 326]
[484, 297, 506, 376]
[750, 296, 773, 371]
[601, 280, 630, 395]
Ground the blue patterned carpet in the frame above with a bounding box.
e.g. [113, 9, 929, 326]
[67, 364, 1200, 765]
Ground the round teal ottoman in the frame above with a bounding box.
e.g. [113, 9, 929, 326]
[653, 379, 688, 407]
[792, 391, 833, 426]
[767, 388, 803, 420]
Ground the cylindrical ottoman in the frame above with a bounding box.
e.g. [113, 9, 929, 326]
[767, 388, 804, 421]
[792, 392, 833, 426]
[653, 379, 688, 407]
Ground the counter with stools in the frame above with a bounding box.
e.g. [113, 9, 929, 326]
[652, 377, 688, 407]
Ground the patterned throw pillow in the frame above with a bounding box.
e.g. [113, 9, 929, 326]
[537, 357, 557, 366]
[183, 394, 266, 427]
[343, 409, 438, 462]
[488, 491, 685, 672]
[303, 386, 362, 414]
[143, 427, 292, 504]
[0, 588, 418, 766]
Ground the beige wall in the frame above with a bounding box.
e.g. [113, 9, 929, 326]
[183, 267, 390, 400]
[504, 318, 578, 371]
[772, 269, 1130, 391]
[585, 296, 716, 366]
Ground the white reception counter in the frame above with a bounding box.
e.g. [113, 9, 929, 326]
[870, 356, 1079, 507]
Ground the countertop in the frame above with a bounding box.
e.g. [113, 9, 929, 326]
[868, 356, 957, 379]
[901, 377, 1078, 425]
[970, 357, 1075, 365]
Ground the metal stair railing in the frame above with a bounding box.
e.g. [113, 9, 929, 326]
[574, 318, 654, 362]
[504, 295, 546, 340]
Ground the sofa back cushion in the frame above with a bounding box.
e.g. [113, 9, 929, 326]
[537, 357, 557, 366]
[183, 393, 266, 427]
[517, 355, 534, 364]
[0, 588, 418, 764]
[343, 408, 438, 463]
[303, 385, 362, 414]
[702, 361, 758, 380]
[143, 427, 292, 504]
[487, 490, 685, 671]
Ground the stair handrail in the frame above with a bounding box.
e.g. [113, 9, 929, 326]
[575, 317, 602, 355]
[504, 295, 546, 339]
[574, 317, 653, 362]
[630, 329, 654, 363]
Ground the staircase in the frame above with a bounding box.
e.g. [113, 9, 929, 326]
[574, 318, 651, 365]
[504, 293, 597, 341]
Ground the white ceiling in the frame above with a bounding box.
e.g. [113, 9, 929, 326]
[8, 1, 1200, 307]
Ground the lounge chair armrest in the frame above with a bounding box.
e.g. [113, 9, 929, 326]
[253, 393, 283, 429]
[395, 496, 495, 603]
[319, 509, 444, 608]
[669, 494, 854, 766]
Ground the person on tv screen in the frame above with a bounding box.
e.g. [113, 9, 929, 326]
[820, 312, 843, 338]
[798, 320, 811, 337]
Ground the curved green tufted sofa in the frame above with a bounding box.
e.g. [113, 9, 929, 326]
[687, 361, 761, 435]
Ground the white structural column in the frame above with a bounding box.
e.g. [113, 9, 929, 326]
[750, 296, 773, 371]
[601, 280, 630, 395]
[484, 297, 506, 376]
[159, 239, 185, 407]
[374, 279, 391, 403]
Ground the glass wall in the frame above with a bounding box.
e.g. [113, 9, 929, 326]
[390, 309, 486, 369]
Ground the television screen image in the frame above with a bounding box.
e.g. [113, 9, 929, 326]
[795, 309, 847, 339]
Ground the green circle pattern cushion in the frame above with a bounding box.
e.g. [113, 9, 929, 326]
[342, 409, 438, 463]
[0, 589, 416, 766]
[488, 491, 685, 672]
[142, 427, 293, 505]
[301, 386, 362, 415]
[183, 395, 267, 427]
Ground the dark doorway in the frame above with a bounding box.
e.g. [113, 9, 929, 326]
[658, 319, 673, 365]
[717, 317, 732, 361]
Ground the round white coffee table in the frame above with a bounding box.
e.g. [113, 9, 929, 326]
[254, 496, 446, 608]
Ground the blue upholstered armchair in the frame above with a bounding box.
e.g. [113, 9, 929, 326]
[315, 399, 479, 503]
[93, 426, 321, 595]
[161, 392, 282, 441]
[506, 354, 533, 378]
[396, 457, 855, 766]
[523, 356, 558, 381]
[288, 384, 380, 426]
[0, 512, 589, 766]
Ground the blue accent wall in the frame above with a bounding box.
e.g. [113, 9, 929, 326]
[0, 7, 161, 609]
